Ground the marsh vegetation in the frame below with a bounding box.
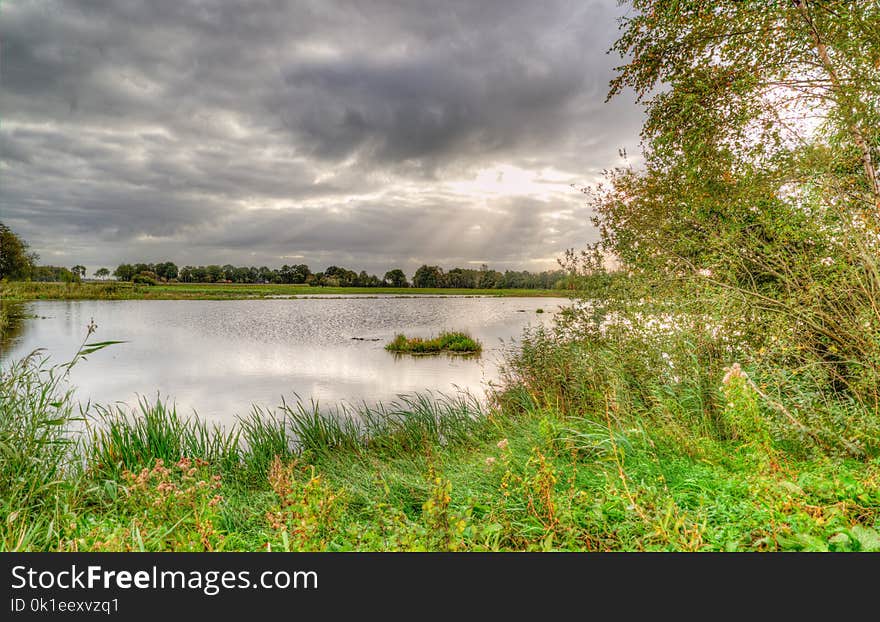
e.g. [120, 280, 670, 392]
[385, 331, 483, 355]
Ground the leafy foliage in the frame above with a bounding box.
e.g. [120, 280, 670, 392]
[0, 223, 37, 281]
[585, 0, 880, 407]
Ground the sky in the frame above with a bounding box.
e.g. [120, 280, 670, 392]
[1, 0, 644, 277]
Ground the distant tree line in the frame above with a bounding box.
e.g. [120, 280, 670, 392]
[109, 261, 570, 289]
[31, 266, 79, 282]
[0, 223, 572, 290]
[410, 264, 567, 289]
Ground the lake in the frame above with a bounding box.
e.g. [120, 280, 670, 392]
[0, 297, 568, 425]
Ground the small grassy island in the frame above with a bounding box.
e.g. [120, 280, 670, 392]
[385, 331, 482, 354]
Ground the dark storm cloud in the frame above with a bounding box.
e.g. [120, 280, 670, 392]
[275, 52, 585, 165]
[1, 0, 643, 274]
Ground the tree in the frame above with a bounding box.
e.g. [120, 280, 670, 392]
[0, 223, 37, 280]
[232, 266, 251, 283]
[155, 261, 178, 281]
[413, 265, 445, 288]
[594, 0, 880, 398]
[31, 266, 75, 282]
[602, 0, 880, 274]
[294, 264, 311, 284]
[608, 1, 880, 218]
[72, 265, 87, 279]
[383, 269, 409, 288]
[113, 264, 136, 281]
[258, 266, 277, 283]
[94, 267, 110, 280]
[279, 264, 312, 284]
[445, 267, 476, 288]
[477, 268, 502, 289]
[205, 265, 223, 282]
[324, 265, 358, 286]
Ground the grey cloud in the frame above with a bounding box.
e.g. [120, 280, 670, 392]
[275, 51, 586, 166]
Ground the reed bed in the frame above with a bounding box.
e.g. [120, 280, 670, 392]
[385, 331, 482, 354]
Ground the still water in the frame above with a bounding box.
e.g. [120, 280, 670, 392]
[1, 297, 567, 425]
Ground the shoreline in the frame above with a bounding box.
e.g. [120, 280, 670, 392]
[3, 348, 876, 552]
[1, 281, 571, 302]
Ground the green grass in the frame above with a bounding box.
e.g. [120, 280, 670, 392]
[385, 331, 483, 354]
[1, 281, 566, 301]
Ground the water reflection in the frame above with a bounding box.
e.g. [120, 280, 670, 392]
[0, 297, 568, 425]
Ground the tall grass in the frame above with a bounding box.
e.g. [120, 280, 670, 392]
[2, 281, 138, 301]
[86, 398, 241, 478]
[0, 352, 81, 549]
[0, 300, 9, 334]
[82, 391, 488, 483]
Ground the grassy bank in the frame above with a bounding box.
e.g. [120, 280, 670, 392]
[2, 326, 879, 552]
[385, 331, 482, 354]
[0, 281, 566, 302]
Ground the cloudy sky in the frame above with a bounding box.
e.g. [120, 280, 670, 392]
[1, 0, 643, 276]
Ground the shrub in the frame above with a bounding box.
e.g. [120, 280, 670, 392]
[133, 272, 158, 286]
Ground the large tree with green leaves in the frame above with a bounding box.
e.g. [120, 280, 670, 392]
[592, 0, 880, 398]
[113, 264, 136, 281]
[0, 223, 37, 280]
[412, 265, 445, 288]
[383, 269, 409, 288]
[608, 0, 879, 209]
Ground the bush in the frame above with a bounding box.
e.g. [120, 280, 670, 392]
[133, 272, 158, 286]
